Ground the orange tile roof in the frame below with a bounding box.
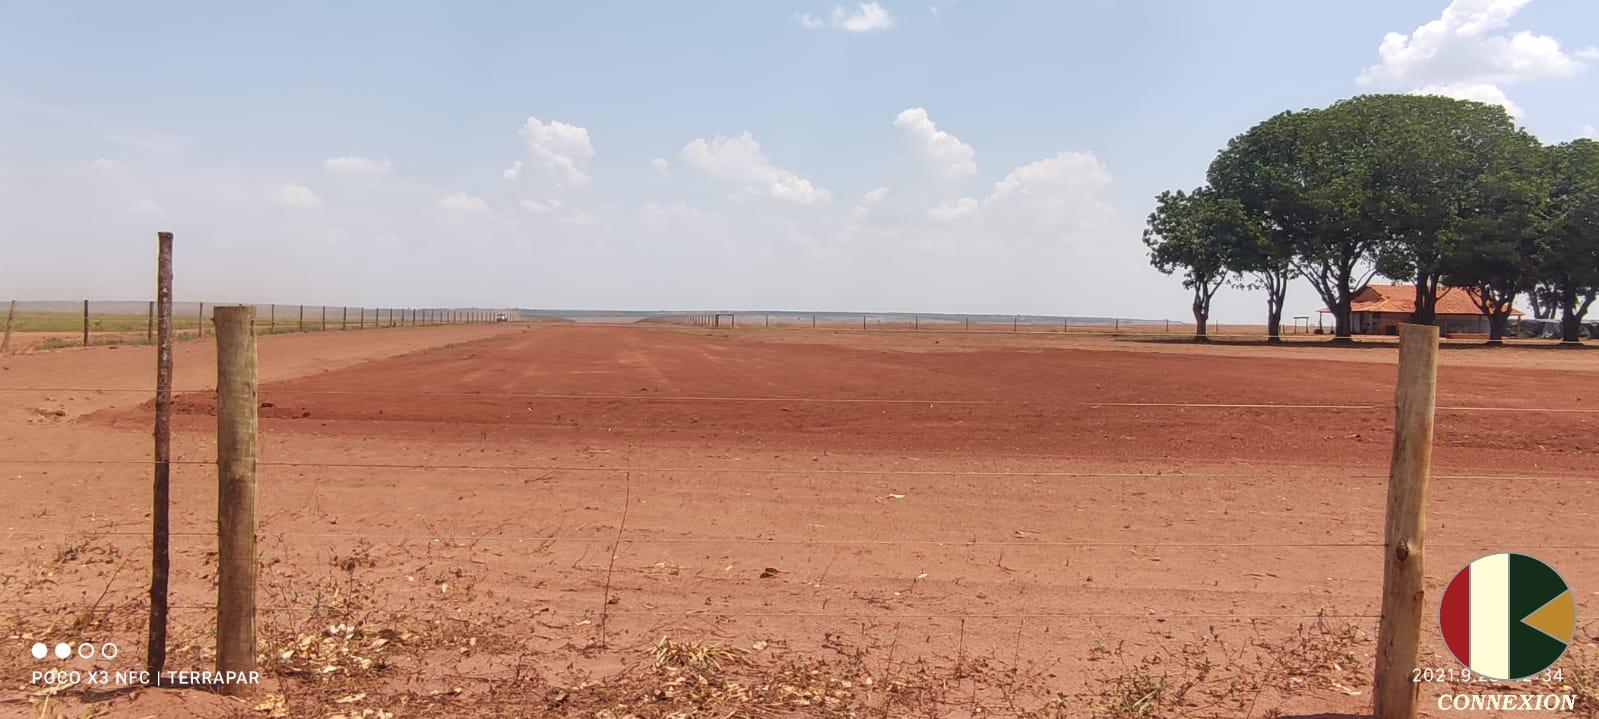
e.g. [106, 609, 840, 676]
[1320, 284, 1522, 316]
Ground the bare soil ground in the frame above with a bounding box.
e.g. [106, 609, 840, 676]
[1, 324, 1595, 717]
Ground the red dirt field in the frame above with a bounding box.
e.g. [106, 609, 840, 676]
[2, 323, 1596, 718]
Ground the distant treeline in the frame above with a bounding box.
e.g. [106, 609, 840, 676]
[1144, 94, 1599, 343]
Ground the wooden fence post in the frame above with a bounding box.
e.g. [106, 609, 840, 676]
[82, 299, 89, 346]
[320, 305, 327, 331]
[268, 305, 275, 333]
[147, 231, 174, 677]
[213, 305, 259, 695]
[198, 302, 205, 339]
[342, 306, 348, 330]
[1, 300, 16, 354]
[297, 305, 304, 331]
[1372, 323, 1439, 719]
[146, 301, 154, 343]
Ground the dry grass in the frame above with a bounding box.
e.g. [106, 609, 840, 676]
[1565, 622, 1599, 718]
[2, 535, 1381, 718]
[1074, 612, 1370, 719]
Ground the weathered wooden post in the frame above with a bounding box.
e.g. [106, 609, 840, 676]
[198, 303, 205, 339]
[147, 231, 174, 677]
[1372, 323, 1439, 719]
[297, 305, 304, 331]
[342, 306, 348, 330]
[1, 300, 16, 354]
[320, 305, 326, 331]
[82, 299, 90, 346]
[146, 301, 154, 343]
[213, 305, 259, 695]
[1013, 315, 1018, 333]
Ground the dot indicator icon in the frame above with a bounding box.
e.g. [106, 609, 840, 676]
[30, 642, 47, 660]
[54, 643, 71, 660]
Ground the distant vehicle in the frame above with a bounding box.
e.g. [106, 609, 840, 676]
[495, 314, 509, 323]
[1511, 317, 1594, 339]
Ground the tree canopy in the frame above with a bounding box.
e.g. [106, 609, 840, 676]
[1155, 93, 1590, 344]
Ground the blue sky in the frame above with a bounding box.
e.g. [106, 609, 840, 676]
[2, 1, 1596, 321]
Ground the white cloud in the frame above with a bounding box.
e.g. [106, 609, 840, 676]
[92, 157, 127, 174]
[558, 209, 599, 226]
[518, 198, 562, 214]
[437, 192, 489, 212]
[922, 151, 1113, 234]
[1357, 0, 1587, 118]
[927, 197, 978, 222]
[519, 116, 594, 186]
[894, 108, 976, 178]
[1578, 47, 1599, 60]
[982, 151, 1113, 238]
[322, 156, 392, 175]
[650, 157, 670, 177]
[680, 132, 831, 205]
[1580, 124, 1597, 139]
[833, 2, 894, 32]
[862, 186, 889, 203]
[503, 160, 523, 180]
[795, 12, 823, 29]
[1413, 82, 1525, 117]
[276, 184, 323, 208]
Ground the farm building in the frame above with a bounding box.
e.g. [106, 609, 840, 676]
[1319, 284, 1521, 336]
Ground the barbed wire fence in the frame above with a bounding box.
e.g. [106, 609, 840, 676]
[0, 299, 512, 354]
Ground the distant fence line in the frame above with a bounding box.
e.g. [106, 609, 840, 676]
[0, 300, 512, 353]
[674, 312, 1279, 336]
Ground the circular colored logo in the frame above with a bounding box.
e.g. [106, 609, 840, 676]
[1439, 553, 1575, 680]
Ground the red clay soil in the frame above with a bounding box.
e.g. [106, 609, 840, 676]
[5, 324, 1597, 718]
[101, 324, 1599, 475]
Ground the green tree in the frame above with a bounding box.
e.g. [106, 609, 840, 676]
[1143, 188, 1231, 341]
[1439, 139, 1550, 343]
[1540, 139, 1599, 343]
[1364, 96, 1536, 326]
[1209, 104, 1383, 340]
[1207, 191, 1295, 341]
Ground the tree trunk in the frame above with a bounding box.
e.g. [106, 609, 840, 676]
[1487, 311, 1509, 345]
[1411, 274, 1439, 326]
[1266, 311, 1282, 343]
[1192, 285, 1210, 343]
[1560, 309, 1582, 344]
[1331, 298, 1354, 341]
[1264, 278, 1286, 344]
